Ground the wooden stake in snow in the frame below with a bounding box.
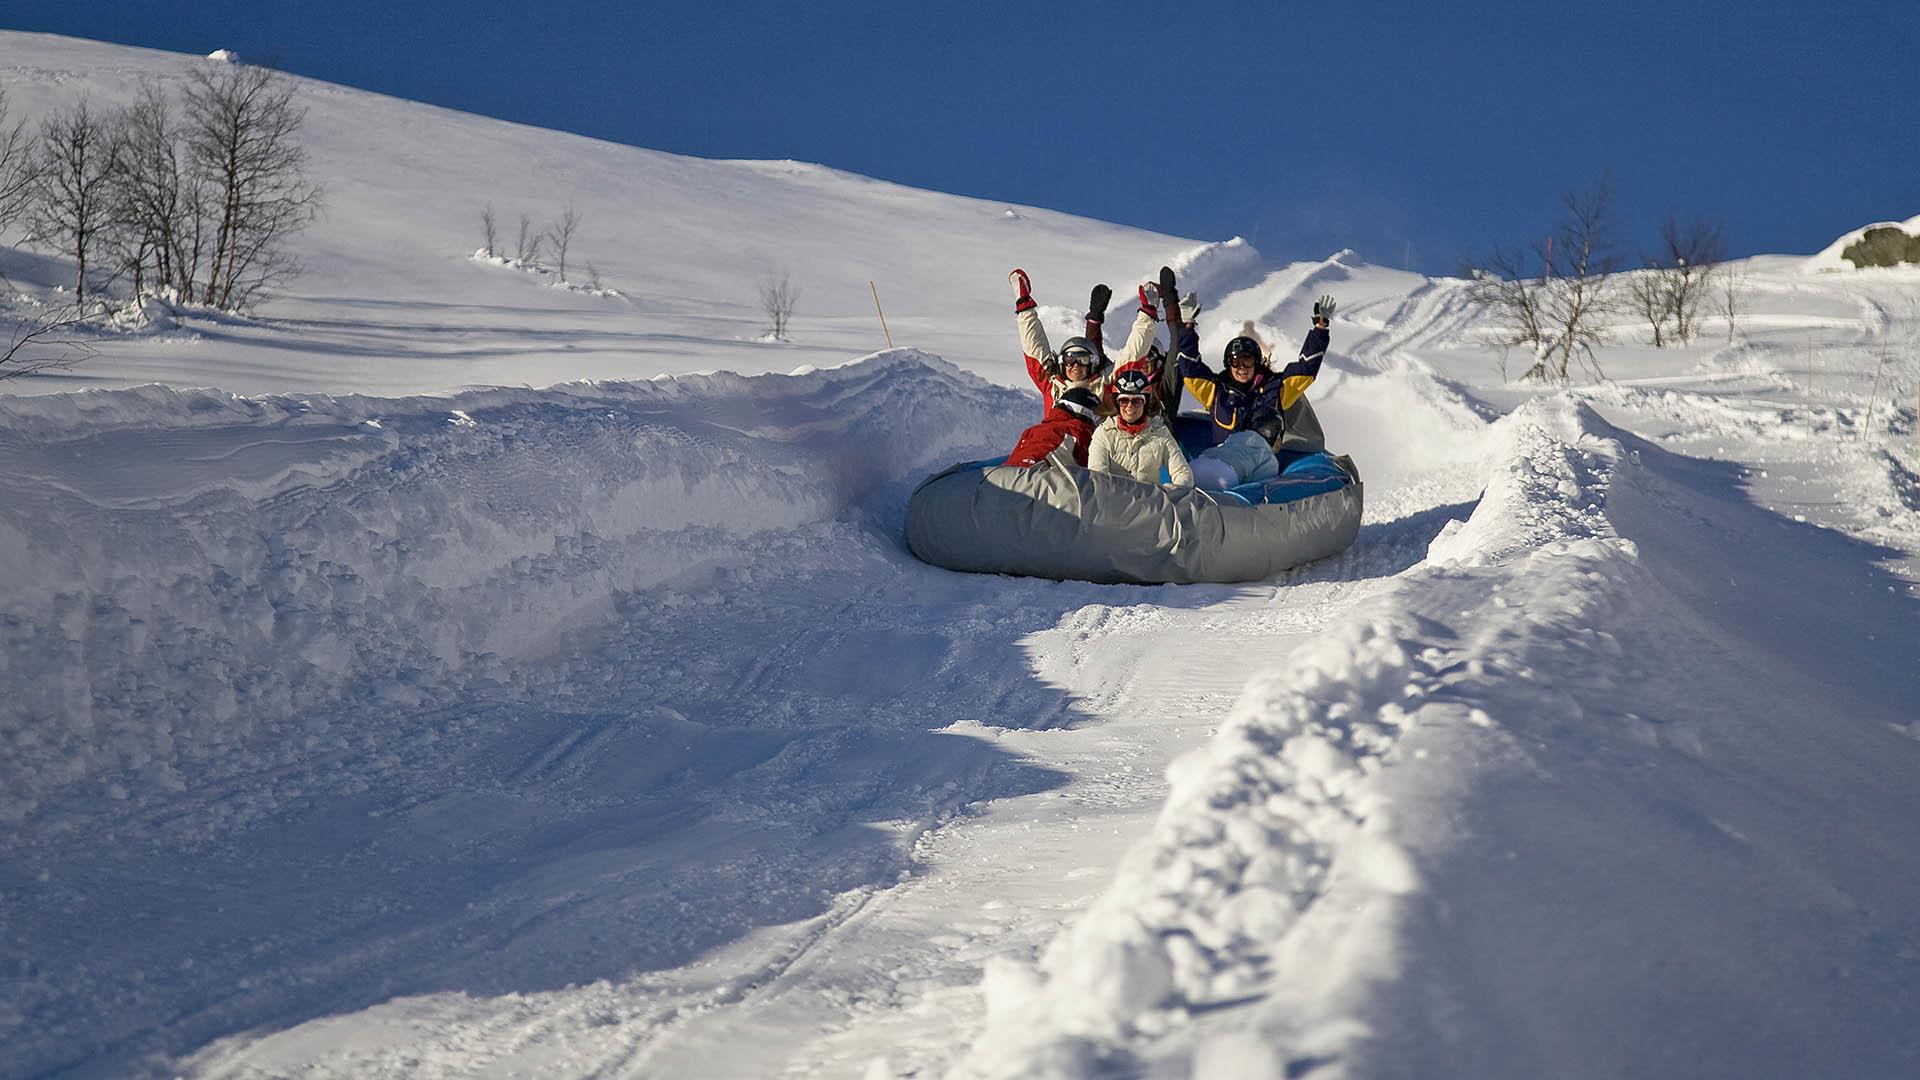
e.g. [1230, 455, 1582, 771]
[1806, 337, 1815, 436]
[870, 281, 894, 350]
[1863, 341, 1887, 439]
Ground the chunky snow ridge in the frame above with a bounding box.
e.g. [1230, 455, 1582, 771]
[959, 391, 1920, 1078]
[0, 351, 1027, 833]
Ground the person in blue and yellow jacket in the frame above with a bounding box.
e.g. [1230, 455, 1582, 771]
[1172, 294, 1336, 447]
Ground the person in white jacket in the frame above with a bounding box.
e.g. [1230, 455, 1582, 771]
[1087, 368, 1194, 487]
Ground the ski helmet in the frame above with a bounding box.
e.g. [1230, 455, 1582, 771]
[1058, 338, 1097, 368]
[1224, 336, 1263, 365]
[1112, 368, 1151, 399]
[1057, 386, 1101, 421]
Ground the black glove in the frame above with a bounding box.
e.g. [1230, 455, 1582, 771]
[1088, 284, 1112, 323]
[1158, 267, 1180, 328]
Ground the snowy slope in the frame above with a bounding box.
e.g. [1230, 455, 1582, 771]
[0, 31, 1199, 397]
[3, 32, 1920, 1080]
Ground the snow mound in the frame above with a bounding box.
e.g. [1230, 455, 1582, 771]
[958, 396, 1641, 1074]
[0, 351, 1028, 833]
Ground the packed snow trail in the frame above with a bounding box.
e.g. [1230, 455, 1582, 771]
[0, 337, 1488, 1078]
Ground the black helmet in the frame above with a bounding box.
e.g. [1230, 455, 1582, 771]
[1112, 368, 1151, 397]
[1224, 336, 1263, 365]
[1056, 386, 1101, 421]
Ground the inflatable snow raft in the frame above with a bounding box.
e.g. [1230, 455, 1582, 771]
[906, 403, 1362, 585]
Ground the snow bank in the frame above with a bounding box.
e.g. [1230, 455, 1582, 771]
[957, 396, 1642, 1077]
[0, 350, 1029, 833]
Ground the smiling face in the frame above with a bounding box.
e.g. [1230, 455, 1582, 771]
[1116, 394, 1147, 422]
[1226, 355, 1259, 384]
[1061, 352, 1093, 381]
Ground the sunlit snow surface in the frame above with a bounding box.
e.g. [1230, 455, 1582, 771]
[3, 31, 1920, 1080]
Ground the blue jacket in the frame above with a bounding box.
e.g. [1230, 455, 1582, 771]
[1174, 324, 1330, 446]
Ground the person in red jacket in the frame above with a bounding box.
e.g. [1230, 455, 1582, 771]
[1003, 386, 1101, 468]
[1008, 269, 1159, 414]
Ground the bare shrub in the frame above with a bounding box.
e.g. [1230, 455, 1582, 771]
[760, 272, 799, 340]
[2, 303, 97, 380]
[515, 213, 542, 263]
[1465, 174, 1620, 380]
[546, 203, 580, 283]
[481, 204, 496, 258]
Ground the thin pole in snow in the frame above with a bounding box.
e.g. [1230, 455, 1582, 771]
[1806, 336, 1815, 436]
[1863, 340, 1887, 439]
[870, 281, 894, 350]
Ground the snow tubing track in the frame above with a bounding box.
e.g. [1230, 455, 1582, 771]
[904, 453, 1363, 585]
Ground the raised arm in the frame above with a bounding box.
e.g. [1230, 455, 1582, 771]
[1011, 268, 1055, 394]
[1269, 295, 1335, 410]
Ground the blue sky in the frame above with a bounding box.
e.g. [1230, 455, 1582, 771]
[12, 1, 1917, 272]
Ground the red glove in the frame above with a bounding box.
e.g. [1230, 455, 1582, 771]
[1137, 283, 1160, 321]
[1010, 268, 1035, 312]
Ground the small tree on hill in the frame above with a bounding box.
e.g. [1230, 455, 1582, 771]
[0, 88, 37, 229]
[181, 61, 322, 310]
[514, 213, 541, 263]
[1465, 174, 1620, 380]
[23, 98, 121, 305]
[760, 272, 799, 341]
[107, 80, 210, 302]
[546, 203, 580, 283]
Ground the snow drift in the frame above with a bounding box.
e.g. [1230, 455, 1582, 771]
[0, 352, 1028, 833]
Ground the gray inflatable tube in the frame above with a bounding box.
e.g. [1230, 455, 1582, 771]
[904, 451, 1363, 585]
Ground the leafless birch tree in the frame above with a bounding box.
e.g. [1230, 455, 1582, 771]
[546, 203, 581, 283]
[760, 272, 799, 340]
[0, 89, 37, 229]
[514, 213, 541, 263]
[107, 80, 209, 302]
[1465, 174, 1620, 381]
[181, 61, 322, 310]
[23, 98, 120, 305]
[1629, 214, 1724, 346]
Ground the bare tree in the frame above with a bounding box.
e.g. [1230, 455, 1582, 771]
[1625, 267, 1672, 348]
[480, 203, 497, 258]
[1664, 215, 1723, 343]
[514, 213, 542, 263]
[0, 88, 37, 229]
[545, 202, 580, 283]
[106, 80, 210, 303]
[181, 61, 322, 310]
[759, 272, 799, 340]
[1718, 262, 1746, 344]
[1536, 175, 1620, 380]
[23, 98, 121, 305]
[1, 304, 97, 380]
[1463, 245, 1550, 376]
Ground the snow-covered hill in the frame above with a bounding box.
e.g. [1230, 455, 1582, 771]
[2, 33, 1919, 1080]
